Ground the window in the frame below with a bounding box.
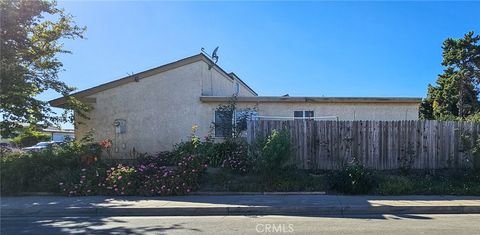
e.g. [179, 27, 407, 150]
[305, 111, 314, 118]
[214, 110, 233, 137]
[294, 111, 304, 118]
[235, 110, 258, 136]
[294, 110, 314, 119]
[214, 110, 258, 138]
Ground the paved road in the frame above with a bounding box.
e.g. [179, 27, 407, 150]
[2, 214, 480, 234]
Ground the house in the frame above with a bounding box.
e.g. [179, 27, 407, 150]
[41, 127, 75, 142]
[50, 53, 421, 158]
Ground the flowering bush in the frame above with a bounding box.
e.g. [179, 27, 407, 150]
[175, 155, 208, 191]
[104, 164, 138, 195]
[219, 139, 252, 174]
[136, 163, 173, 196]
[59, 154, 207, 196]
[137, 154, 207, 196]
[2, 131, 208, 196]
[60, 163, 108, 196]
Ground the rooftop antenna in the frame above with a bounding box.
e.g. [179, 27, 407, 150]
[201, 46, 219, 70]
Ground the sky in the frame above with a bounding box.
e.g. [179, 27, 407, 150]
[42, 1, 480, 127]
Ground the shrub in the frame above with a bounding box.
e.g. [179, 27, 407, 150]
[266, 167, 326, 192]
[137, 154, 207, 196]
[136, 163, 174, 196]
[329, 159, 375, 194]
[376, 175, 414, 195]
[175, 154, 208, 192]
[60, 161, 109, 196]
[10, 126, 51, 147]
[255, 129, 292, 177]
[137, 151, 175, 166]
[0, 140, 103, 195]
[206, 138, 252, 174]
[104, 164, 138, 195]
[471, 137, 480, 171]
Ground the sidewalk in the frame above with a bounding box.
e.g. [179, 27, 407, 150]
[2, 195, 480, 217]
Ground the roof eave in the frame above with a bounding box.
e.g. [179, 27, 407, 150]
[49, 53, 258, 107]
[200, 96, 423, 104]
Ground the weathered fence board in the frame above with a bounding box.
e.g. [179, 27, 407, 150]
[246, 120, 480, 170]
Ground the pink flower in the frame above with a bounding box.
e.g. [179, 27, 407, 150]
[117, 176, 123, 180]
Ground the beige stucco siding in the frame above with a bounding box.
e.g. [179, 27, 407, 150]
[247, 102, 419, 121]
[200, 66, 255, 97]
[75, 60, 249, 158]
[199, 101, 418, 125]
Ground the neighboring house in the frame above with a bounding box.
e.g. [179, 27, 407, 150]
[50, 53, 421, 158]
[41, 127, 75, 142]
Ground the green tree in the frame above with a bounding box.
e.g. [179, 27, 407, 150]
[10, 125, 51, 147]
[0, 0, 89, 137]
[420, 31, 480, 120]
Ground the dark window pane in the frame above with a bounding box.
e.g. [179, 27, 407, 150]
[305, 111, 314, 118]
[215, 111, 233, 137]
[294, 111, 303, 118]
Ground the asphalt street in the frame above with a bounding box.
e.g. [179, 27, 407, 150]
[2, 214, 480, 235]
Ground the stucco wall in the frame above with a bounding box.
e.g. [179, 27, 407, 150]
[238, 102, 419, 121]
[200, 66, 254, 97]
[76, 60, 254, 159]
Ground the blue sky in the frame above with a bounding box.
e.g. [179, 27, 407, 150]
[45, 1, 479, 121]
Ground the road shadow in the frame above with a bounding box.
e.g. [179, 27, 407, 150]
[1, 216, 202, 235]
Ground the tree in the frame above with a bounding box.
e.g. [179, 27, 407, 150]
[420, 31, 480, 120]
[0, 0, 89, 137]
[10, 125, 51, 147]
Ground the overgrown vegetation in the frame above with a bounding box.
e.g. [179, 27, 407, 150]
[328, 159, 376, 194]
[375, 170, 480, 195]
[0, 130, 208, 196]
[1, 142, 86, 195]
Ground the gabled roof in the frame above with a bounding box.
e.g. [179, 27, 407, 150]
[49, 53, 257, 107]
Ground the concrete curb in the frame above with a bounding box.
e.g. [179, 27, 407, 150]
[3, 205, 480, 217]
[190, 191, 326, 196]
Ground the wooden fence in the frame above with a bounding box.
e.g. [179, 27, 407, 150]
[246, 120, 480, 170]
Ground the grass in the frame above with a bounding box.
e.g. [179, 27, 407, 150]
[375, 170, 480, 195]
[199, 169, 327, 192]
[199, 168, 480, 195]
